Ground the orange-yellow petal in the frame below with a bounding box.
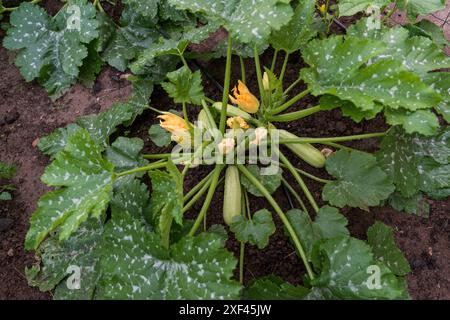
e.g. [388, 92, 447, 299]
[229, 80, 260, 114]
[157, 113, 188, 134]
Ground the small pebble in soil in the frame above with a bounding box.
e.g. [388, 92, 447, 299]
[7, 249, 14, 257]
[335, 121, 347, 132]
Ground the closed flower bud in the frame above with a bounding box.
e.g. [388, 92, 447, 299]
[263, 72, 270, 91]
[250, 127, 268, 146]
[218, 138, 235, 155]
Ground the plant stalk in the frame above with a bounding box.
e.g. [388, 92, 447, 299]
[219, 36, 233, 133]
[267, 105, 322, 122]
[269, 88, 312, 115]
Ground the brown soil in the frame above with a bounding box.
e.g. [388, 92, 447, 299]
[1, 1, 449, 300]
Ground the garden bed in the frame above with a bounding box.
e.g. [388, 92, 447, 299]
[0, 0, 449, 300]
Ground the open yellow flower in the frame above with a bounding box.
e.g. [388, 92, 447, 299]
[229, 80, 260, 114]
[227, 116, 249, 130]
[157, 113, 188, 133]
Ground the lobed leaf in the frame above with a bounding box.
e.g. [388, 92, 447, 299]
[230, 209, 276, 249]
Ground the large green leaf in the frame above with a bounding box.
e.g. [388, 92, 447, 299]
[423, 72, 450, 123]
[338, 0, 390, 17]
[245, 276, 309, 300]
[309, 236, 409, 299]
[98, 210, 241, 299]
[38, 124, 83, 158]
[25, 129, 114, 250]
[240, 165, 282, 197]
[122, 0, 160, 19]
[169, 0, 293, 44]
[149, 124, 172, 147]
[161, 66, 205, 105]
[384, 108, 440, 136]
[300, 36, 442, 112]
[148, 162, 183, 247]
[388, 192, 430, 217]
[397, 0, 446, 20]
[348, 20, 450, 78]
[3, 0, 99, 99]
[270, 0, 317, 53]
[286, 206, 349, 259]
[323, 150, 394, 211]
[405, 20, 449, 48]
[367, 222, 411, 276]
[377, 127, 450, 198]
[26, 218, 103, 299]
[230, 209, 276, 249]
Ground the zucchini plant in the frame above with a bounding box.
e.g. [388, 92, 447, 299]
[17, 0, 450, 299]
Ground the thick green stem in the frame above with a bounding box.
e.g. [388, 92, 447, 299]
[278, 163, 331, 184]
[219, 36, 233, 133]
[183, 176, 213, 213]
[270, 49, 279, 72]
[182, 101, 194, 134]
[278, 52, 290, 84]
[237, 164, 315, 280]
[239, 56, 246, 84]
[284, 77, 302, 96]
[269, 88, 312, 115]
[143, 153, 172, 159]
[188, 165, 224, 237]
[279, 132, 387, 144]
[3, 0, 42, 11]
[253, 46, 265, 106]
[183, 171, 214, 202]
[239, 242, 245, 284]
[322, 142, 356, 152]
[279, 152, 319, 213]
[267, 105, 322, 122]
[281, 177, 308, 214]
[115, 161, 167, 178]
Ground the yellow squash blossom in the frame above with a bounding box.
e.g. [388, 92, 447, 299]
[157, 113, 188, 133]
[319, 4, 327, 14]
[227, 116, 249, 130]
[229, 80, 260, 114]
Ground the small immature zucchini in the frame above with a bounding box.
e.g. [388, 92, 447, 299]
[278, 130, 326, 168]
[223, 166, 242, 225]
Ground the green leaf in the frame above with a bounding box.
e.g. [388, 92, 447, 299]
[26, 218, 103, 299]
[405, 20, 449, 48]
[25, 129, 114, 250]
[309, 236, 409, 299]
[270, 0, 317, 53]
[240, 165, 282, 197]
[0, 161, 16, 180]
[148, 162, 183, 247]
[319, 95, 382, 123]
[377, 127, 450, 198]
[38, 124, 82, 158]
[230, 209, 275, 249]
[161, 66, 204, 105]
[77, 103, 133, 148]
[300, 35, 442, 112]
[101, 12, 160, 71]
[106, 137, 148, 186]
[169, 0, 293, 45]
[98, 210, 241, 299]
[0, 192, 12, 201]
[323, 150, 394, 211]
[348, 21, 450, 77]
[130, 38, 189, 75]
[3, 1, 99, 99]
[384, 108, 440, 136]
[149, 124, 172, 147]
[338, 0, 390, 17]
[367, 222, 411, 276]
[122, 0, 160, 19]
[398, 0, 446, 20]
[78, 40, 104, 88]
[388, 192, 430, 217]
[245, 276, 309, 300]
[110, 179, 151, 221]
[423, 72, 450, 123]
[286, 206, 349, 259]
